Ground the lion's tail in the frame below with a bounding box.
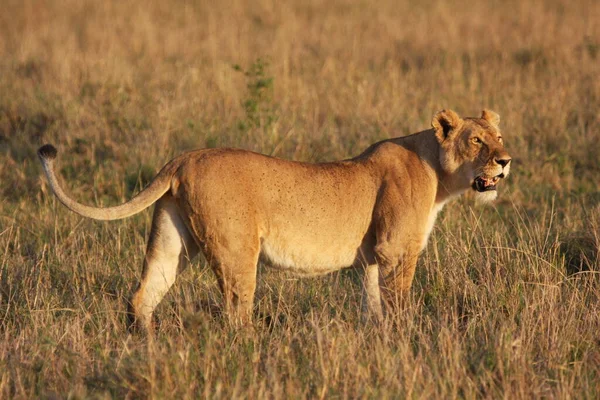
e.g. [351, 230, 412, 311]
[37, 144, 173, 221]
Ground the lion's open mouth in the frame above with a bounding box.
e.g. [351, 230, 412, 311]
[473, 174, 503, 192]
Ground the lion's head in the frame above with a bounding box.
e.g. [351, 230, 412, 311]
[432, 109, 511, 202]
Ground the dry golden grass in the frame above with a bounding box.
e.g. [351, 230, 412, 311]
[1, 0, 599, 398]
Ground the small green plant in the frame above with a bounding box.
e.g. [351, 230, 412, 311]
[233, 58, 277, 132]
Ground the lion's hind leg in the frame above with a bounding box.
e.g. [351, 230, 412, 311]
[204, 236, 260, 326]
[128, 195, 198, 333]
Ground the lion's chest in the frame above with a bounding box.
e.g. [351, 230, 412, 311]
[422, 201, 447, 249]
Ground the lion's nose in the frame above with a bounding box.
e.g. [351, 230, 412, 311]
[495, 157, 511, 167]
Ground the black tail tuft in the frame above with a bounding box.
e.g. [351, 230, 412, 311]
[38, 144, 58, 160]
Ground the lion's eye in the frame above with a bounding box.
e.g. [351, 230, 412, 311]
[497, 136, 503, 143]
[471, 137, 482, 145]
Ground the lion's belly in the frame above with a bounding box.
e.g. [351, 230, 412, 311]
[259, 235, 362, 276]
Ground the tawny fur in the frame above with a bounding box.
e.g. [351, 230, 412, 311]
[38, 109, 511, 330]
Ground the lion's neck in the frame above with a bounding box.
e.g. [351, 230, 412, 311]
[387, 129, 471, 205]
[435, 171, 470, 204]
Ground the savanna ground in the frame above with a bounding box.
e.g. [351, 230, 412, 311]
[1, 0, 600, 398]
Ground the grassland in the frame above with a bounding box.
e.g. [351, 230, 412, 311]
[1, 0, 599, 398]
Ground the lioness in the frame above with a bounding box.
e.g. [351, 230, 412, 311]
[38, 109, 511, 331]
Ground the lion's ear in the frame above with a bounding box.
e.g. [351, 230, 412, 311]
[481, 109, 500, 128]
[432, 109, 463, 142]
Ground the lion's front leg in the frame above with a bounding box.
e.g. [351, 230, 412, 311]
[374, 241, 420, 317]
[362, 263, 384, 320]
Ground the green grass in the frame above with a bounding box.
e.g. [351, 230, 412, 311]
[1, 0, 599, 398]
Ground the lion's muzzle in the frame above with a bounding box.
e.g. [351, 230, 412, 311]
[473, 175, 501, 192]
